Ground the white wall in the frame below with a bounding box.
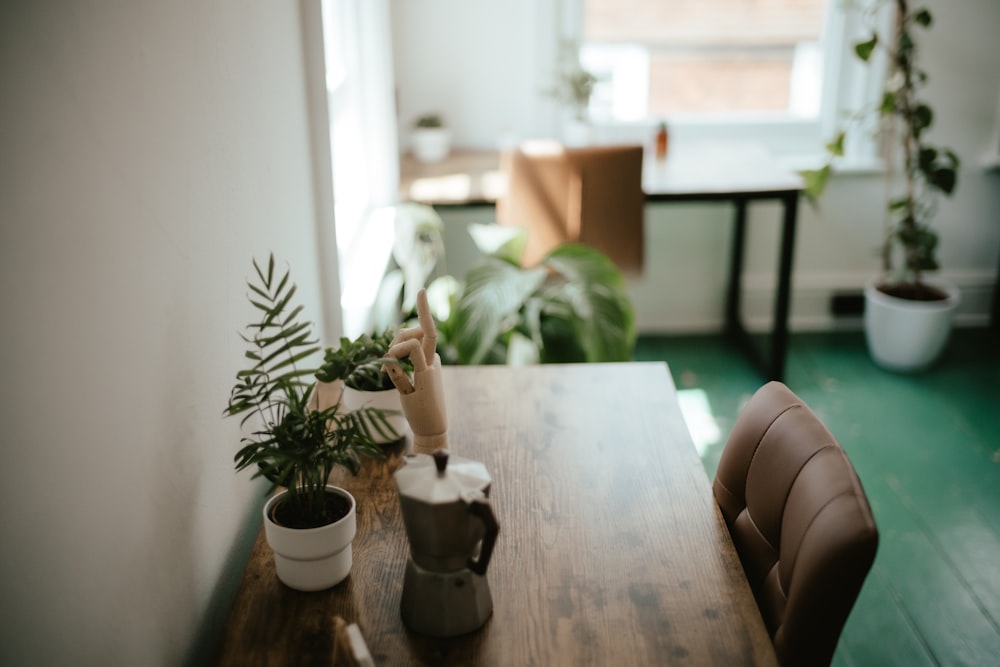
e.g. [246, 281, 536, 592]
[391, 0, 562, 151]
[393, 0, 1000, 332]
[0, 2, 335, 665]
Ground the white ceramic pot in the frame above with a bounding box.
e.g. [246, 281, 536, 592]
[263, 485, 356, 591]
[341, 385, 406, 444]
[562, 117, 592, 147]
[411, 128, 451, 163]
[864, 279, 960, 373]
[307, 379, 342, 413]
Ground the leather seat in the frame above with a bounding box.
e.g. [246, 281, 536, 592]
[713, 381, 879, 666]
[496, 142, 645, 273]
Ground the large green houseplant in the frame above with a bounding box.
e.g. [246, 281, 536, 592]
[378, 216, 635, 366]
[803, 0, 961, 371]
[443, 230, 635, 365]
[225, 255, 383, 590]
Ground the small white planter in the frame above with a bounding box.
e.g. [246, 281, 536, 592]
[864, 279, 960, 372]
[562, 117, 592, 147]
[411, 128, 451, 163]
[307, 379, 342, 412]
[341, 385, 406, 445]
[263, 485, 356, 591]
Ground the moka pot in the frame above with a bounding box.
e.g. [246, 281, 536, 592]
[394, 449, 499, 637]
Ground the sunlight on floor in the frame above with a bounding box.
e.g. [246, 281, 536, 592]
[677, 388, 722, 456]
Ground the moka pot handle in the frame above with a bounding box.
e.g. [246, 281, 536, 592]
[465, 495, 499, 576]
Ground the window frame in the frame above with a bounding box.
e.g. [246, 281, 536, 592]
[559, 0, 892, 168]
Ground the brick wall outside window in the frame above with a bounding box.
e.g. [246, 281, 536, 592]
[583, 0, 826, 114]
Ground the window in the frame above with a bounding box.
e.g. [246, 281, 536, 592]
[581, 0, 826, 119]
[322, 0, 400, 337]
[561, 0, 891, 165]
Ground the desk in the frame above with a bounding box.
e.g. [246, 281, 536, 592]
[400, 144, 803, 382]
[215, 363, 778, 666]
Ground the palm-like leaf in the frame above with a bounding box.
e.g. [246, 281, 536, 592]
[225, 255, 382, 528]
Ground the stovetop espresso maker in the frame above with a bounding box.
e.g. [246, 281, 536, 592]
[394, 449, 499, 637]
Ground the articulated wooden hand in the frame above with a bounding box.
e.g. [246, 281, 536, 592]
[382, 288, 448, 454]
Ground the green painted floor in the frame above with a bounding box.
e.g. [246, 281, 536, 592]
[634, 328, 1000, 667]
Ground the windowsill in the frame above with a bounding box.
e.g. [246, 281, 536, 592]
[773, 153, 885, 176]
[580, 116, 886, 178]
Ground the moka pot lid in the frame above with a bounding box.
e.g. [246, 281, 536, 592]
[394, 449, 491, 505]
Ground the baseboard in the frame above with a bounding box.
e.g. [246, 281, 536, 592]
[633, 270, 996, 335]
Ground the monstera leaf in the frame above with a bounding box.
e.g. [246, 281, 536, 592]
[448, 241, 635, 365]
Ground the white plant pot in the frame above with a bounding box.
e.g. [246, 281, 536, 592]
[411, 128, 451, 163]
[308, 379, 342, 413]
[562, 117, 592, 147]
[341, 385, 406, 444]
[864, 279, 960, 373]
[263, 485, 356, 591]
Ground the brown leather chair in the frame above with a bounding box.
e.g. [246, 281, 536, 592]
[496, 142, 645, 273]
[713, 381, 878, 667]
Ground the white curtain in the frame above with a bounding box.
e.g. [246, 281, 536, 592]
[322, 0, 399, 336]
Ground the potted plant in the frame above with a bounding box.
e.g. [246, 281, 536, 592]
[372, 203, 448, 333]
[378, 220, 635, 366]
[547, 40, 599, 146]
[410, 112, 451, 163]
[315, 329, 409, 445]
[225, 255, 384, 591]
[802, 0, 960, 372]
[445, 230, 635, 365]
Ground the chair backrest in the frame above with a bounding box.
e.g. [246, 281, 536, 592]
[713, 381, 878, 667]
[496, 143, 645, 272]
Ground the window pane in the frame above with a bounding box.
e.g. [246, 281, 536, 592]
[582, 0, 827, 118]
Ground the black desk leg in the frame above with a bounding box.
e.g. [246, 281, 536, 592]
[725, 198, 748, 335]
[770, 192, 799, 382]
[992, 243, 1000, 332]
[724, 198, 769, 377]
[724, 194, 798, 383]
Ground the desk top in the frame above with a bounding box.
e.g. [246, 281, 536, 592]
[214, 363, 777, 666]
[399, 141, 803, 206]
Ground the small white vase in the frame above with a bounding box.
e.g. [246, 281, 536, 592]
[864, 279, 960, 372]
[308, 379, 342, 412]
[411, 128, 451, 163]
[341, 385, 406, 444]
[562, 117, 592, 147]
[263, 485, 356, 591]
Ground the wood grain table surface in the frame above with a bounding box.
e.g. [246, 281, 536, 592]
[214, 363, 778, 666]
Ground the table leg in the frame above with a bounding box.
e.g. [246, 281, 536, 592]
[724, 198, 771, 379]
[991, 243, 1000, 332]
[724, 194, 798, 383]
[725, 198, 748, 336]
[769, 192, 799, 382]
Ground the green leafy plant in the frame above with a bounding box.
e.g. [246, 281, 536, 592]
[379, 221, 635, 366]
[372, 203, 448, 332]
[801, 0, 959, 301]
[225, 255, 383, 528]
[546, 40, 599, 122]
[414, 113, 444, 129]
[446, 240, 634, 365]
[315, 329, 412, 392]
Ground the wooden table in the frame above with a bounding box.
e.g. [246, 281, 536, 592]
[214, 363, 777, 666]
[400, 144, 802, 382]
